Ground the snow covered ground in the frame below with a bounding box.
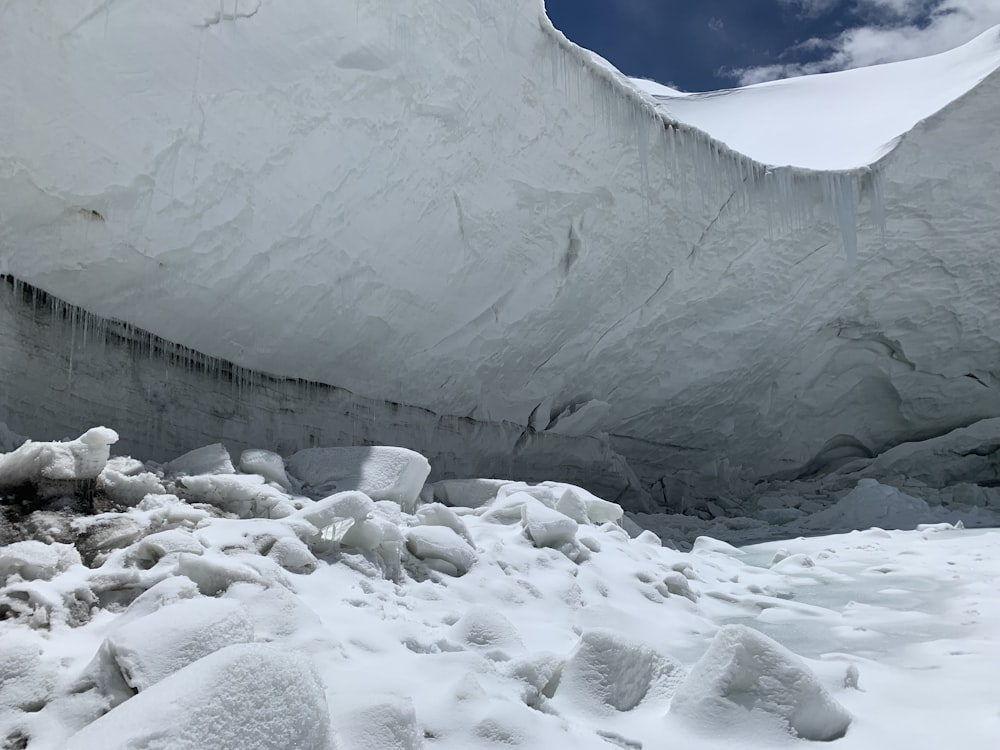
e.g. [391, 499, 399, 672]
[3, 428, 1000, 749]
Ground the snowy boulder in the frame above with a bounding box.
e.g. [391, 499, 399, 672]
[691, 536, 745, 556]
[0, 540, 80, 581]
[503, 653, 563, 706]
[292, 491, 380, 552]
[176, 552, 269, 595]
[340, 517, 389, 550]
[75, 515, 151, 566]
[287, 445, 431, 509]
[415, 503, 475, 545]
[65, 644, 333, 750]
[176, 473, 297, 519]
[298, 490, 375, 528]
[165, 443, 234, 477]
[451, 606, 523, 652]
[670, 624, 851, 742]
[225, 583, 324, 641]
[0, 427, 118, 486]
[635, 529, 663, 546]
[480, 491, 542, 524]
[493, 482, 623, 526]
[553, 629, 684, 716]
[800, 479, 934, 532]
[335, 697, 422, 750]
[88, 597, 254, 695]
[521, 503, 578, 548]
[433, 478, 510, 508]
[239, 448, 294, 491]
[406, 526, 476, 576]
[0, 630, 55, 712]
[265, 535, 319, 573]
[97, 468, 167, 506]
[117, 577, 201, 625]
[546, 482, 623, 525]
[128, 529, 205, 567]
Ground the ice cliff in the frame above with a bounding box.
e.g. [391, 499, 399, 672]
[2, 0, 1000, 510]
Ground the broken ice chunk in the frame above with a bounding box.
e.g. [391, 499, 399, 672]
[239, 449, 294, 491]
[286, 445, 430, 509]
[553, 629, 684, 715]
[670, 624, 851, 741]
[87, 597, 254, 694]
[521, 503, 578, 548]
[65, 644, 332, 750]
[0, 427, 118, 486]
[0, 541, 80, 582]
[406, 526, 476, 575]
[164, 443, 235, 477]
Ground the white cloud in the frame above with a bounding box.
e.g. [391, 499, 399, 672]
[732, 0, 1000, 84]
[779, 0, 841, 18]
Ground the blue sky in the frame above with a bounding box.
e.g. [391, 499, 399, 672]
[544, 0, 1000, 91]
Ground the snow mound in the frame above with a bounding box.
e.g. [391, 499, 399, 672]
[87, 597, 254, 695]
[433, 478, 509, 508]
[97, 467, 167, 507]
[0, 427, 118, 486]
[451, 606, 524, 653]
[165, 443, 234, 477]
[0, 541, 79, 582]
[287, 446, 431, 510]
[415, 503, 475, 546]
[521, 502, 579, 548]
[64, 644, 333, 750]
[176, 473, 298, 518]
[0, 630, 54, 712]
[801, 478, 933, 532]
[405, 525, 477, 576]
[670, 624, 851, 741]
[239, 448, 294, 491]
[335, 697, 422, 750]
[553, 629, 684, 716]
[298, 490, 375, 527]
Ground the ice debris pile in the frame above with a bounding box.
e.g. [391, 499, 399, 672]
[0, 427, 876, 749]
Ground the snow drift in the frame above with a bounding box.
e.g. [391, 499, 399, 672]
[2, 1, 1000, 507]
[5, 427, 1000, 749]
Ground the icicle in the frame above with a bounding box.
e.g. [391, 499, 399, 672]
[868, 165, 887, 238]
[818, 172, 859, 265]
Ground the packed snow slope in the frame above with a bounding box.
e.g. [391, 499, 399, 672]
[3, 1, 1000, 501]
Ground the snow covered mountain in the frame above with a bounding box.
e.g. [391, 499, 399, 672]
[2, 0, 1000, 508]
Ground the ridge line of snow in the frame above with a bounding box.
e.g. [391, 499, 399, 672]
[872, 58, 1000, 172]
[538, 8, 873, 180]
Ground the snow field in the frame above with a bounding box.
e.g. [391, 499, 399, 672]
[1, 429, 1000, 748]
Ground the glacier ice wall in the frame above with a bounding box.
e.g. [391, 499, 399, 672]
[0, 277, 646, 506]
[2, 1, 1000, 506]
